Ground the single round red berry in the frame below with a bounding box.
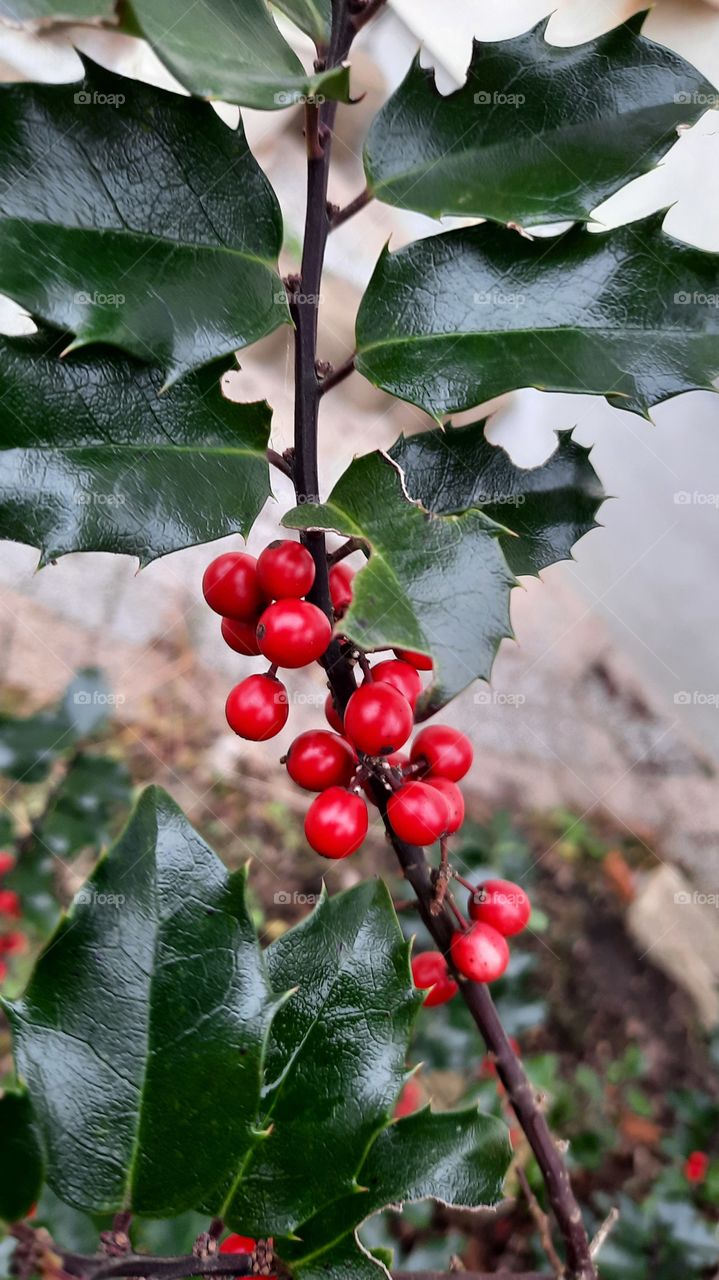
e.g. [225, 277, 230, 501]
[257, 539, 316, 600]
[411, 951, 458, 1006]
[0, 931, 27, 956]
[304, 786, 368, 858]
[329, 562, 354, 616]
[387, 781, 449, 845]
[344, 683, 413, 756]
[426, 777, 465, 834]
[286, 730, 356, 792]
[684, 1151, 710, 1183]
[371, 659, 422, 709]
[450, 924, 509, 983]
[225, 674, 289, 741]
[325, 693, 344, 733]
[394, 647, 433, 671]
[468, 878, 531, 936]
[0, 890, 21, 919]
[256, 599, 331, 668]
[220, 1236, 256, 1256]
[203, 552, 263, 620]
[221, 616, 261, 656]
[411, 724, 473, 781]
[0, 851, 15, 877]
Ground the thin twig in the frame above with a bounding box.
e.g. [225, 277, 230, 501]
[318, 354, 355, 395]
[267, 448, 293, 480]
[589, 1205, 619, 1259]
[329, 186, 373, 229]
[327, 536, 364, 565]
[517, 1167, 565, 1279]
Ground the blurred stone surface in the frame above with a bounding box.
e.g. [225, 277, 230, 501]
[629, 865, 719, 1028]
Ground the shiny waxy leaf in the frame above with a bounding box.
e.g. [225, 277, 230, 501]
[0, 0, 114, 18]
[356, 216, 719, 419]
[0, 1091, 44, 1223]
[124, 0, 348, 110]
[220, 881, 422, 1236]
[0, 329, 273, 564]
[390, 422, 605, 576]
[5, 787, 278, 1216]
[284, 451, 516, 715]
[0, 668, 107, 784]
[364, 16, 714, 226]
[285, 1106, 510, 1279]
[0, 63, 288, 383]
[273, 0, 331, 43]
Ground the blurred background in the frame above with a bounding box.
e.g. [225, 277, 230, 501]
[0, 1, 718, 1276]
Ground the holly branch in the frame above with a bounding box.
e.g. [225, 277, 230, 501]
[287, 2, 598, 1278]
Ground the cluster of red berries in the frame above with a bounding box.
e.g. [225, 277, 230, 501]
[202, 542, 474, 862]
[0, 851, 25, 985]
[412, 877, 531, 989]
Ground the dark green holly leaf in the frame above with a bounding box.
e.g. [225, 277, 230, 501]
[356, 216, 719, 420]
[39, 754, 132, 861]
[0, 708, 74, 786]
[0, 0, 113, 17]
[0, 668, 120, 784]
[5, 787, 278, 1216]
[0, 328, 273, 564]
[219, 881, 422, 1236]
[0, 63, 288, 383]
[390, 422, 605, 576]
[0, 1091, 44, 1223]
[364, 17, 714, 225]
[285, 1106, 510, 1278]
[284, 451, 515, 715]
[273, 0, 331, 43]
[124, 0, 348, 110]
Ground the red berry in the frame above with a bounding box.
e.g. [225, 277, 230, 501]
[411, 725, 473, 781]
[0, 931, 27, 956]
[387, 781, 448, 845]
[371, 659, 422, 709]
[344, 683, 413, 756]
[221, 616, 261, 657]
[0, 959, 7, 983]
[468, 879, 531, 937]
[220, 1236, 256, 1255]
[0, 851, 15, 877]
[394, 647, 432, 670]
[394, 1076, 423, 1118]
[304, 787, 368, 859]
[325, 693, 344, 733]
[426, 777, 465, 834]
[684, 1151, 710, 1183]
[203, 552, 263, 620]
[329, 562, 354, 616]
[450, 924, 509, 983]
[0, 890, 21, 919]
[286, 730, 356, 792]
[256, 600, 331, 668]
[411, 951, 458, 1006]
[225, 674, 289, 741]
[257, 539, 315, 600]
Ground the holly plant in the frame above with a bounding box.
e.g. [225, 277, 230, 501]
[0, 4, 717, 1280]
